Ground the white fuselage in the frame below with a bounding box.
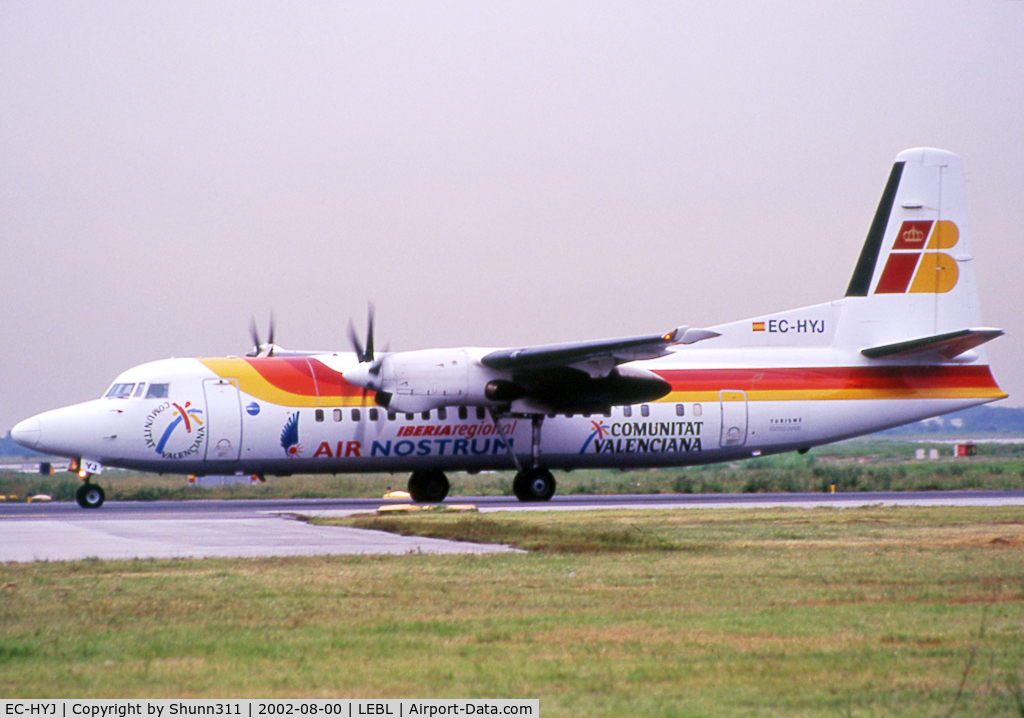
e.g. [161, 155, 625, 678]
[13, 339, 1000, 480]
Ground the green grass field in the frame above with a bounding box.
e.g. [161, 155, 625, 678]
[2, 505, 1023, 716]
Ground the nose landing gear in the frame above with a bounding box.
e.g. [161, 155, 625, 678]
[75, 479, 105, 509]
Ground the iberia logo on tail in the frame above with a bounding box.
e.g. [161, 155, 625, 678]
[875, 220, 959, 294]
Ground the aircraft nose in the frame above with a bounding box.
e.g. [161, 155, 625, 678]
[10, 416, 41, 449]
[11, 401, 113, 458]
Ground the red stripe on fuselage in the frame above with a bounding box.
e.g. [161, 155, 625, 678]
[656, 365, 1002, 393]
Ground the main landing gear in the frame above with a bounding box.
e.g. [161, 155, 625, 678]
[512, 466, 556, 502]
[403, 411, 557, 504]
[497, 411, 557, 503]
[407, 470, 450, 503]
[76, 478, 105, 509]
[404, 466, 555, 504]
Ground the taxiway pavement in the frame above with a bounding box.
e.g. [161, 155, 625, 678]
[2, 491, 1022, 563]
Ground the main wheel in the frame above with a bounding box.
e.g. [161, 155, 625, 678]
[512, 468, 556, 502]
[76, 483, 105, 509]
[407, 470, 450, 503]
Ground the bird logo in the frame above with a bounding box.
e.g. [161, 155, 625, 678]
[280, 412, 302, 457]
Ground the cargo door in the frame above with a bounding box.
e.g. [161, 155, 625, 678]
[719, 390, 748, 448]
[203, 378, 242, 461]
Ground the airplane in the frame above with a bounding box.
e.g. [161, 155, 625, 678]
[10, 148, 1007, 509]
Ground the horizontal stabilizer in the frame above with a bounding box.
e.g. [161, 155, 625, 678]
[861, 328, 1003, 360]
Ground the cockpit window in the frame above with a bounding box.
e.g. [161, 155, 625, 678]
[146, 383, 170, 399]
[105, 383, 135, 398]
[133, 383, 147, 398]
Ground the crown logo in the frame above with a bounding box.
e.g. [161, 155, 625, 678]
[876, 220, 960, 294]
[901, 227, 925, 245]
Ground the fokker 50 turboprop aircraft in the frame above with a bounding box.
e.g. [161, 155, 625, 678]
[11, 148, 1007, 508]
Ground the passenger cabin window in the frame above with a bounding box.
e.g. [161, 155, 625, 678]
[315, 409, 324, 422]
[623, 406, 632, 418]
[458, 406, 468, 420]
[693, 404, 702, 417]
[146, 384, 170, 399]
[333, 409, 342, 422]
[640, 404, 650, 417]
[369, 408, 379, 421]
[105, 383, 135, 399]
[438, 408, 447, 420]
[351, 409, 361, 422]
[676, 404, 685, 417]
[476, 407, 486, 420]
[387, 410, 397, 421]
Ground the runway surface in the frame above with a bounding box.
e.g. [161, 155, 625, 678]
[2, 491, 1023, 563]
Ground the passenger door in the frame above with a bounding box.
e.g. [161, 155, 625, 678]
[719, 390, 748, 448]
[203, 378, 242, 461]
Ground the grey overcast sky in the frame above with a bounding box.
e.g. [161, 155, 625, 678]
[2, 1, 1022, 432]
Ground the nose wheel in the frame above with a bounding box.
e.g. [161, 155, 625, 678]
[75, 481, 105, 509]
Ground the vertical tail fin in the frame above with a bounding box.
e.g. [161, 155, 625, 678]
[705, 147, 1002, 383]
[842, 148, 995, 349]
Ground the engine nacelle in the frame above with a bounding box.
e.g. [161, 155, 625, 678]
[357, 348, 505, 413]
[507, 363, 671, 413]
[345, 348, 671, 414]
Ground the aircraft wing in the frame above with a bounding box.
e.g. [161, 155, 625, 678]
[480, 326, 719, 373]
[342, 324, 719, 414]
[861, 328, 1004, 360]
[475, 326, 720, 414]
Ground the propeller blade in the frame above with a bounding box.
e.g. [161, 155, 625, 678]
[348, 303, 376, 364]
[247, 314, 276, 357]
[365, 304, 375, 364]
[369, 340, 389, 376]
[348, 320, 367, 362]
[266, 312, 276, 357]
[248, 317, 262, 357]
[345, 303, 388, 405]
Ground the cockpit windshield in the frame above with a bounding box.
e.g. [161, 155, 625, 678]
[104, 383, 135, 398]
[104, 382, 170, 399]
[145, 383, 170, 398]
